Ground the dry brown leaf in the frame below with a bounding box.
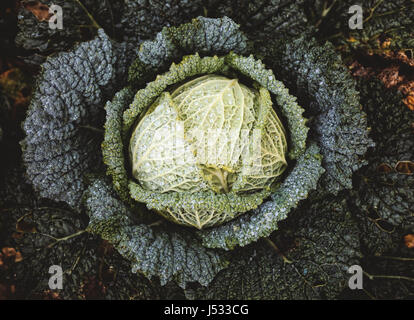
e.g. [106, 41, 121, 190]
[23, 1, 52, 22]
[349, 61, 374, 78]
[80, 276, 107, 299]
[404, 234, 414, 248]
[376, 163, 393, 173]
[0, 68, 31, 109]
[2, 247, 16, 257]
[403, 96, 414, 111]
[378, 66, 404, 89]
[0, 247, 23, 265]
[395, 161, 414, 175]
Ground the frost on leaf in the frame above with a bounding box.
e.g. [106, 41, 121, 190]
[128, 16, 249, 87]
[186, 196, 361, 300]
[84, 177, 229, 289]
[266, 36, 375, 194]
[21, 30, 118, 208]
[199, 143, 324, 250]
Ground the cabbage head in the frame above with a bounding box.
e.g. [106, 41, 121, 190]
[128, 74, 288, 228]
[21, 16, 373, 289]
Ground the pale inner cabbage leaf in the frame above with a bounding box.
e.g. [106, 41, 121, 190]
[130, 74, 288, 195]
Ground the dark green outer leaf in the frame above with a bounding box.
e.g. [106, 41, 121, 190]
[263, 36, 375, 195]
[351, 79, 414, 256]
[208, 0, 310, 41]
[128, 16, 250, 87]
[21, 30, 121, 209]
[0, 164, 164, 300]
[84, 177, 229, 289]
[186, 195, 361, 299]
[198, 143, 324, 250]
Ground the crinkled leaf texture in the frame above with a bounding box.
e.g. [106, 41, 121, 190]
[16, 0, 126, 65]
[130, 75, 287, 194]
[209, 0, 310, 41]
[84, 177, 229, 289]
[21, 29, 131, 209]
[98, 82, 229, 287]
[103, 16, 321, 248]
[120, 0, 205, 44]
[0, 165, 169, 300]
[351, 79, 414, 256]
[123, 53, 309, 230]
[22, 16, 364, 289]
[16, 1, 313, 66]
[185, 195, 361, 299]
[199, 143, 324, 250]
[93, 17, 251, 286]
[95, 16, 324, 284]
[262, 36, 375, 195]
[128, 15, 250, 87]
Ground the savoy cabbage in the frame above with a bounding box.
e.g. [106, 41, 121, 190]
[20, 15, 371, 290]
[10, 0, 412, 300]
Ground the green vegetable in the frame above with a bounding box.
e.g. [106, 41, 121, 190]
[130, 75, 288, 193]
[12, 1, 414, 299]
[84, 177, 229, 288]
[21, 15, 372, 289]
[128, 73, 287, 229]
